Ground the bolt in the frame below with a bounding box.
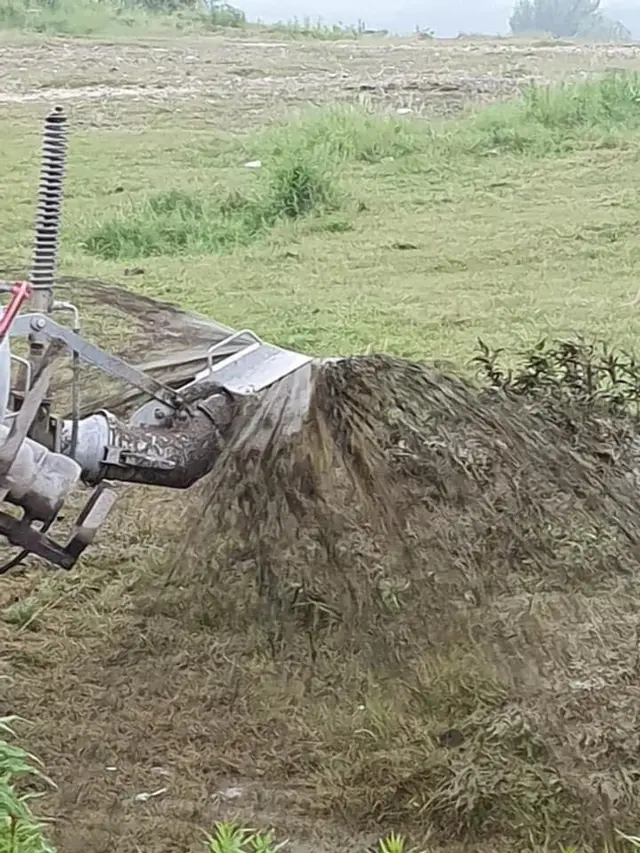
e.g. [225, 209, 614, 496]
[31, 317, 46, 331]
[153, 408, 166, 421]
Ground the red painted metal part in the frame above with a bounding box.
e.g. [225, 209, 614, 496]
[0, 281, 32, 341]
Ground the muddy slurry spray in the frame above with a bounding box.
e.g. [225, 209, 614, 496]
[177, 352, 640, 649]
[159, 352, 640, 845]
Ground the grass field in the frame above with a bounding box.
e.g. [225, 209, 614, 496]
[4, 30, 640, 853]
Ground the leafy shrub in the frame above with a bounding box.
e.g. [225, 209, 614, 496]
[0, 717, 54, 853]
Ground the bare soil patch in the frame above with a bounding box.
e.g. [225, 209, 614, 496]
[4, 36, 640, 126]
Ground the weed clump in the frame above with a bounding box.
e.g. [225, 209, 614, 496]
[266, 72, 640, 164]
[82, 156, 338, 260]
[265, 160, 336, 219]
[255, 105, 427, 164]
[455, 70, 640, 156]
[82, 188, 262, 260]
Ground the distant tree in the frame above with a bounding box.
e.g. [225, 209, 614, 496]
[509, 0, 631, 40]
[579, 12, 632, 41]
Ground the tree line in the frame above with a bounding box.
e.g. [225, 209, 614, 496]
[509, 0, 631, 40]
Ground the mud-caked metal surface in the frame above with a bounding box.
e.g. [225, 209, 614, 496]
[64, 389, 237, 488]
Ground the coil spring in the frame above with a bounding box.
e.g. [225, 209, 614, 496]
[30, 106, 67, 294]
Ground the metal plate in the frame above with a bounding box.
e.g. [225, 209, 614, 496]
[130, 343, 312, 427]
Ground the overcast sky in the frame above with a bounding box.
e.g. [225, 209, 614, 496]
[238, 0, 640, 37]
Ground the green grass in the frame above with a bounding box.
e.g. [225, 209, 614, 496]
[453, 71, 640, 156]
[81, 72, 640, 263]
[1, 742, 427, 853]
[45, 70, 640, 364]
[0, 721, 424, 853]
[252, 105, 428, 164]
[82, 156, 340, 259]
[3, 722, 639, 853]
[0, 0, 247, 35]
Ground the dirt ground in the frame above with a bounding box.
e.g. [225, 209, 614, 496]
[3, 33, 640, 853]
[3, 34, 640, 128]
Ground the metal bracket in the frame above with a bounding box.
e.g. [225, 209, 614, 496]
[0, 483, 118, 570]
[0, 510, 76, 569]
[206, 328, 262, 372]
[9, 313, 188, 414]
[0, 340, 65, 481]
[64, 484, 119, 564]
[9, 354, 32, 401]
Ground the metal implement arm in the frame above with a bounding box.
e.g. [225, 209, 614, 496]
[10, 313, 187, 412]
[0, 384, 235, 570]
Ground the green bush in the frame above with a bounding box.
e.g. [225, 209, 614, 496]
[201, 1, 245, 28]
[258, 16, 363, 39]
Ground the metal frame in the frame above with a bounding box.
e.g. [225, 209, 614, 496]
[0, 482, 118, 570]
